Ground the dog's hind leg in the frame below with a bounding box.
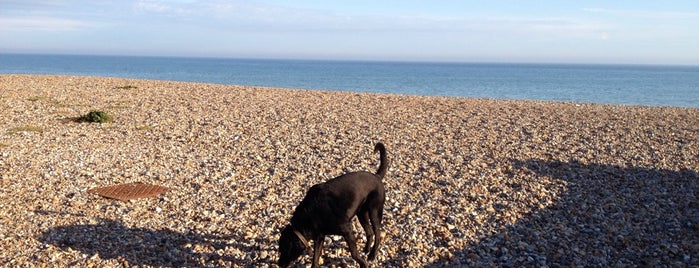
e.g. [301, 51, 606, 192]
[358, 210, 374, 253]
[342, 230, 369, 268]
[367, 208, 383, 261]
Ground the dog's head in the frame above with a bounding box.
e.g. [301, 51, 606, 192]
[277, 225, 305, 267]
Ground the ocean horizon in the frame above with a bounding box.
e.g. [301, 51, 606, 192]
[1, 53, 698, 108]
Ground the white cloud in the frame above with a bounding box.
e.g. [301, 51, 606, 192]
[133, 0, 192, 16]
[583, 8, 699, 19]
[0, 16, 94, 31]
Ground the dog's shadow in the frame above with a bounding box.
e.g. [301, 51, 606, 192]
[38, 218, 249, 267]
[427, 159, 698, 267]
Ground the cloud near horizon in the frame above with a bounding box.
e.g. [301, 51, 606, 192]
[0, 16, 97, 31]
[583, 7, 699, 19]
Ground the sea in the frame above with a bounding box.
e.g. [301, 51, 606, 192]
[1, 53, 698, 108]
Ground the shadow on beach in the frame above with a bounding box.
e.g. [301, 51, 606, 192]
[34, 159, 698, 267]
[428, 159, 698, 267]
[38, 218, 261, 267]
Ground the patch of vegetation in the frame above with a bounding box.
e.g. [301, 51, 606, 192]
[107, 101, 130, 110]
[7, 126, 44, 135]
[51, 100, 66, 107]
[50, 99, 75, 108]
[27, 96, 47, 102]
[81, 110, 113, 123]
[114, 85, 137, 90]
[136, 125, 153, 131]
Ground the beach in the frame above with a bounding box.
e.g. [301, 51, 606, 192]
[1, 74, 697, 266]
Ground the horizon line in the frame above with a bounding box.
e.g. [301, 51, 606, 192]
[1, 51, 698, 67]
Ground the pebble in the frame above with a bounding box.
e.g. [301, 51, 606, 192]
[0, 74, 697, 267]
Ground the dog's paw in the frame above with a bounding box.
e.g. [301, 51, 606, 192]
[367, 251, 377, 261]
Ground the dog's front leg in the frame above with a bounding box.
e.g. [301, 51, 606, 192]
[311, 235, 324, 268]
[342, 231, 369, 268]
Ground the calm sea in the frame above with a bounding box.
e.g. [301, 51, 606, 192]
[1, 54, 697, 108]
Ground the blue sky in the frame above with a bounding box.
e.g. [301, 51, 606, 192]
[1, 0, 698, 64]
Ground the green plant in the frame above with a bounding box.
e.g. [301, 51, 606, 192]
[114, 85, 137, 90]
[107, 101, 130, 110]
[82, 110, 113, 123]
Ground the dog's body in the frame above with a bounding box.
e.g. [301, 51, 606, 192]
[278, 143, 388, 268]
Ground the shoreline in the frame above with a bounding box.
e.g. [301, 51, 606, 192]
[1, 74, 697, 266]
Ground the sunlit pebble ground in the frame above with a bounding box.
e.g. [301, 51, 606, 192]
[0, 74, 697, 267]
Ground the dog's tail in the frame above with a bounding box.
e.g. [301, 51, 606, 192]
[374, 143, 388, 179]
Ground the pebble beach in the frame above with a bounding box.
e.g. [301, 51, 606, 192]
[1, 74, 697, 267]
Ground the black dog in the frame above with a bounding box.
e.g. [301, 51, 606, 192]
[278, 143, 388, 268]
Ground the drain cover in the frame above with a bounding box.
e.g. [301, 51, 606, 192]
[87, 182, 170, 201]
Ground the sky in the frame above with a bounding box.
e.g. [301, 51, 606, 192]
[1, 0, 698, 65]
